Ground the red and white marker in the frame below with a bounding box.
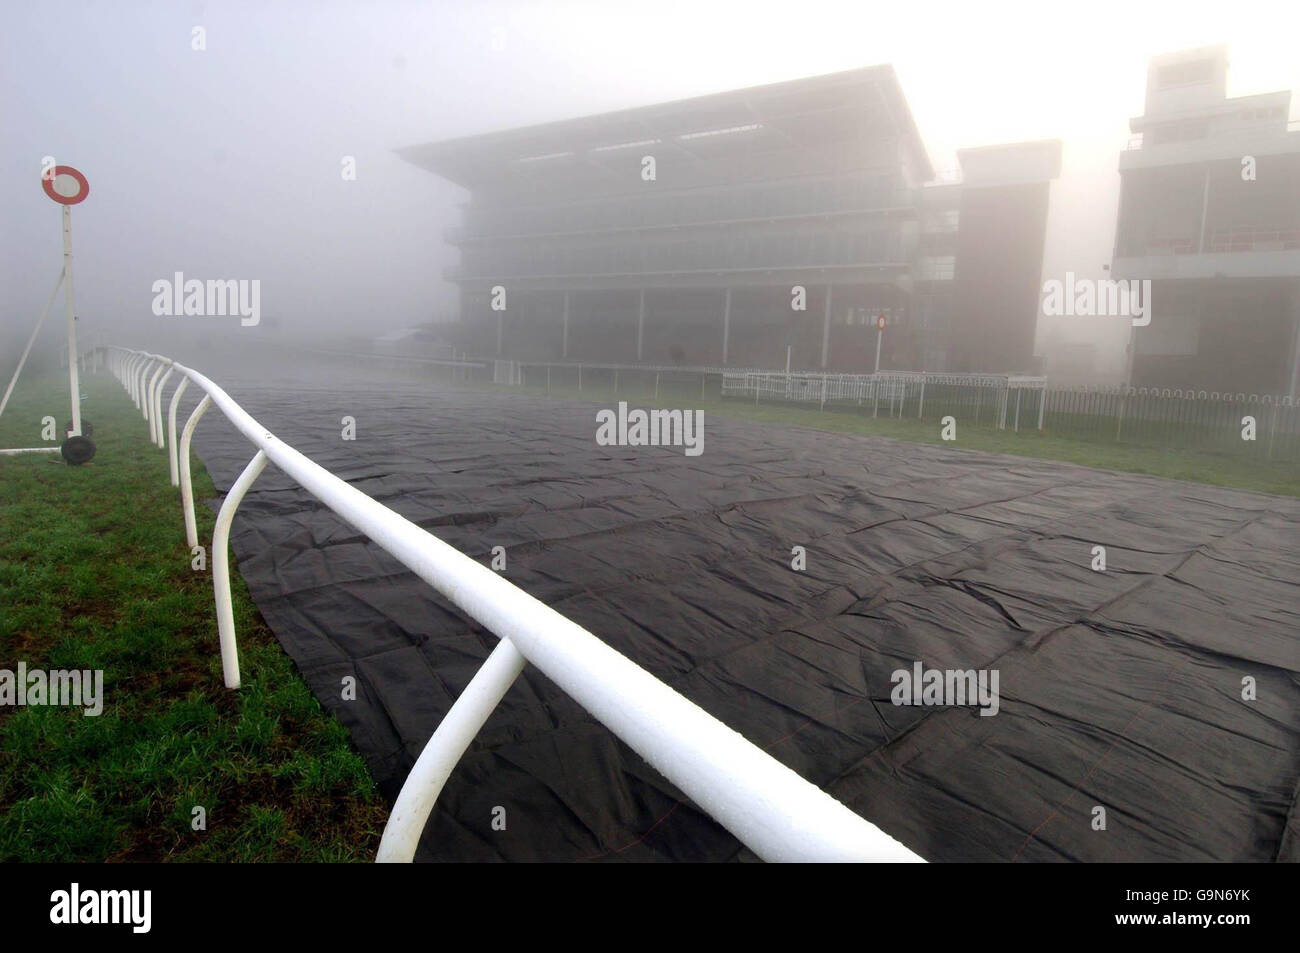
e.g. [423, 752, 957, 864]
[42, 165, 90, 206]
[0, 165, 93, 457]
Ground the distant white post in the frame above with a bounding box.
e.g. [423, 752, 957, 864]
[874, 314, 886, 374]
[820, 285, 833, 368]
[637, 289, 645, 362]
[722, 287, 732, 365]
[562, 291, 570, 359]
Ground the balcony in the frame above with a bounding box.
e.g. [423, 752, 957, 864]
[1122, 225, 1300, 257]
[1125, 119, 1300, 151]
[1206, 225, 1300, 253]
[1120, 121, 1300, 170]
[1113, 225, 1300, 279]
[448, 187, 920, 244]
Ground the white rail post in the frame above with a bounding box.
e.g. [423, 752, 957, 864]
[376, 638, 527, 862]
[212, 449, 268, 689]
[146, 360, 158, 437]
[146, 363, 165, 432]
[167, 377, 190, 485]
[132, 355, 146, 403]
[139, 357, 155, 412]
[153, 367, 174, 448]
[135, 357, 153, 410]
[143, 359, 156, 425]
[179, 394, 213, 548]
[146, 363, 167, 443]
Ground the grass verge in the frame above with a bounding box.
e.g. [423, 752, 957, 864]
[0, 370, 385, 861]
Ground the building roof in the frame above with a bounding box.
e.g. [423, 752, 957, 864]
[396, 65, 933, 192]
[956, 139, 1063, 187]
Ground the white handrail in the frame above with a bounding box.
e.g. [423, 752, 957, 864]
[104, 346, 923, 864]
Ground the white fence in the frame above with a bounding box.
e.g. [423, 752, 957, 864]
[102, 346, 922, 864]
[722, 370, 1048, 429]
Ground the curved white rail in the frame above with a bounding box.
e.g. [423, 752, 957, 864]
[103, 346, 923, 864]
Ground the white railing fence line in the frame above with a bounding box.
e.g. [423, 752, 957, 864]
[100, 346, 923, 864]
[721, 369, 1048, 429]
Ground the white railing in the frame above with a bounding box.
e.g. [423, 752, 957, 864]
[721, 369, 1048, 429]
[102, 346, 923, 864]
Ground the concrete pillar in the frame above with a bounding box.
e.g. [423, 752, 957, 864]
[637, 289, 645, 362]
[722, 287, 732, 365]
[562, 291, 570, 359]
[820, 285, 834, 369]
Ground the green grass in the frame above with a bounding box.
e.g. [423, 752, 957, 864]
[0, 371, 385, 861]
[506, 374, 1300, 498]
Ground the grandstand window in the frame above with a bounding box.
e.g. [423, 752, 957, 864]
[917, 256, 955, 280]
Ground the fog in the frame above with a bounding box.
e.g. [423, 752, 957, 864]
[2, 0, 1297, 376]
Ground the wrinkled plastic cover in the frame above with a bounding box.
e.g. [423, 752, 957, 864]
[189, 372, 1300, 862]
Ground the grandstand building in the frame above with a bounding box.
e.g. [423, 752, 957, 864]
[399, 66, 1059, 373]
[1113, 46, 1300, 395]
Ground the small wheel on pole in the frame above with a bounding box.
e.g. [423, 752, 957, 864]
[66, 419, 92, 438]
[60, 435, 96, 465]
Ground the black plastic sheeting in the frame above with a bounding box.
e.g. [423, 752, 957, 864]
[184, 367, 1300, 862]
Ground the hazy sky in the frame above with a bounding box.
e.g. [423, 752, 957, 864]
[3, 0, 1297, 362]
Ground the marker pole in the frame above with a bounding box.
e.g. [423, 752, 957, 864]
[63, 205, 83, 436]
